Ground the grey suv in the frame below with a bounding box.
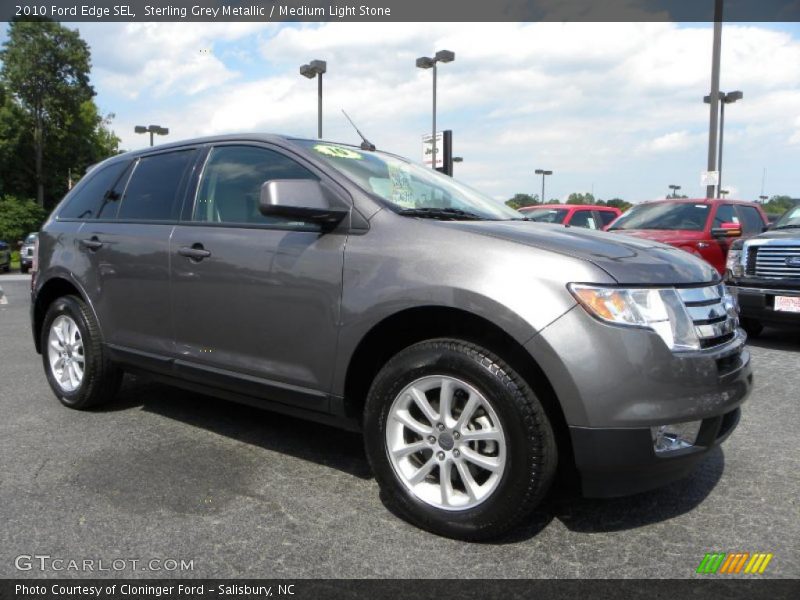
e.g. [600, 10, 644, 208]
[31, 134, 752, 540]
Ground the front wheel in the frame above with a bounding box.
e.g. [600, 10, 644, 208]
[41, 295, 122, 409]
[364, 339, 557, 540]
[20, 264, 29, 274]
[741, 318, 763, 338]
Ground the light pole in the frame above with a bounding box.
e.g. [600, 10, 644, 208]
[300, 60, 327, 139]
[452, 156, 463, 174]
[759, 195, 768, 204]
[705, 90, 743, 197]
[134, 124, 169, 147]
[669, 184, 681, 198]
[719, 189, 729, 198]
[416, 50, 455, 170]
[535, 169, 553, 204]
[705, 0, 724, 199]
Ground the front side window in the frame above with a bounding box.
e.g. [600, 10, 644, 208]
[524, 208, 569, 223]
[737, 206, 765, 234]
[598, 211, 618, 227]
[609, 202, 711, 231]
[569, 210, 598, 229]
[773, 205, 800, 229]
[58, 160, 130, 220]
[713, 204, 738, 227]
[193, 145, 318, 227]
[115, 151, 194, 221]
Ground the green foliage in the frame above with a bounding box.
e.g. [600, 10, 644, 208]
[762, 195, 797, 217]
[506, 193, 540, 209]
[566, 192, 596, 205]
[0, 19, 119, 208]
[0, 195, 48, 243]
[604, 198, 633, 212]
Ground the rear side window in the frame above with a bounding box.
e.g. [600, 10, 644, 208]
[192, 145, 318, 227]
[598, 211, 617, 227]
[737, 205, 766, 235]
[58, 161, 130, 220]
[116, 151, 195, 221]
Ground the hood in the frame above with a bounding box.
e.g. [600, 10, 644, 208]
[607, 228, 702, 244]
[446, 221, 720, 286]
[750, 227, 800, 241]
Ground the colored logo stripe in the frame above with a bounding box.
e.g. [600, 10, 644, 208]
[697, 552, 773, 574]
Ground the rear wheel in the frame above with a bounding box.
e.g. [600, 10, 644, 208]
[364, 339, 557, 540]
[41, 295, 122, 409]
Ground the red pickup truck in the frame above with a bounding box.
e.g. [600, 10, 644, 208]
[607, 198, 769, 274]
[519, 204, 621, 230]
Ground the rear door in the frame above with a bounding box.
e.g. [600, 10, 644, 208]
[169, 143, 348, 409]
[568, 209, 600, 230]
[736, 204, 768, 238]
[79, 148, 198, 357]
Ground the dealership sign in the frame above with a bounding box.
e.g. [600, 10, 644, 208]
[422, 132, 444, 168]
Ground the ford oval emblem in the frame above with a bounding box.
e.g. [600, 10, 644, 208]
[786, 256, 800, 267]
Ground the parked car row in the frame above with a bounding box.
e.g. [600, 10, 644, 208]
[0, 233, 39, 274]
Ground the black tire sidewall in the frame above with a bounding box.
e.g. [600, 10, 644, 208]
[41, 296, 96, 408]
[364, 340, 555, 539]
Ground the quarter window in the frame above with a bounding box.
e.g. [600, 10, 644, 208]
[570, 210, 598, 229]
[58, 161, 130, 220]
[115, 151, 194, 221]
[193, 145, 319, 227]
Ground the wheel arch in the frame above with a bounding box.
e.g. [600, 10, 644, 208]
[33, 275, 99, 354]
[342, 305, 573, 469]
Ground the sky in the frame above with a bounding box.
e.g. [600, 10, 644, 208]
[1, 21, 799, 203]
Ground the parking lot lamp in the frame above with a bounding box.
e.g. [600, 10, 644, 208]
[134, 124, 169, 147]
[669, 184, 681, 198]
[416, 50, 455, 170]
[535, 169, 553, 204]
[300, 60, 327, 139]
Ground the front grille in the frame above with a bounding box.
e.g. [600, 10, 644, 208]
[752, 245, 800, 279]
[677, 285, 737, 350]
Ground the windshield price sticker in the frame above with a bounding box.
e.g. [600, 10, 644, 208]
[313, 144, 363, 160]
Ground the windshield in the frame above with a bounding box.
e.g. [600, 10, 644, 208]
[609, 202, 710, 231]
[296, 141, 521, 220]
[773, 205, 800, 228]
[522, 208, 569, 224]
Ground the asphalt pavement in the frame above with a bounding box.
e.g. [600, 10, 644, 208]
[0, 276, 798, 579]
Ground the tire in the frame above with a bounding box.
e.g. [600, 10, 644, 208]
[2, 264, 9, 272]
[20, 264, 29, 274]
[741, 318, 763, 338]
[363, 338, 557, 541]
[41, 295, 122, 409]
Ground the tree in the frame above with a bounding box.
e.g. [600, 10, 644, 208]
[762, 195, 797, 217]
[1, 19, 94, 206]
[0, 195, 48, 243]
[605, 198, 633, 212]
[566, 192, 596, 205]
[506, 193, 540, 210]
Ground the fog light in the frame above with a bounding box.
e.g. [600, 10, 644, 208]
[651, 420, 702, 453]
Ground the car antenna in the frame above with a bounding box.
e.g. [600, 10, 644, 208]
[341, 109, 376, 151]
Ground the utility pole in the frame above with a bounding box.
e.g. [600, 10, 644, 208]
[705, 0, 724, 198]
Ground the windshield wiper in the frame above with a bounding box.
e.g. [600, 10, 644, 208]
[397, 207, 487, 221]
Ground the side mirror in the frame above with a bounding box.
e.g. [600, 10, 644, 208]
[259, 179, 348, 232]
[711, 222, 742, 238]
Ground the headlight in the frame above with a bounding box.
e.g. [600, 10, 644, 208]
[568, 284, 700, 351]
[726, 248, 744, 277]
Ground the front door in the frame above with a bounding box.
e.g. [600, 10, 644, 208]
[169, 144, 347, 410]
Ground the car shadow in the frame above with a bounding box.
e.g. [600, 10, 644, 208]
[102, 375, 726, 541]
[102, 374, 372, 480]
[746, 325, 800, 351]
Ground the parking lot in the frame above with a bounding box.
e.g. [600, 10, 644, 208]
[0, 275, 798, 579]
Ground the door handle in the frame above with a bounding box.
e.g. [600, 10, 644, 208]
[80, 237, 103, 250]
[178, 244, 211, 261]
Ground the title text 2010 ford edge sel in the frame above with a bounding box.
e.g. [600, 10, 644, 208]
[31, 135, 752, 540]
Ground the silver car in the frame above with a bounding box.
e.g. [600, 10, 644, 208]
[19, 232, 37, 274]
[30, 135, 752, 540]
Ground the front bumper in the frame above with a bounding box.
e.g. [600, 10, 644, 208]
[729, 284, 800, 326]
[525, 304, 752, 497]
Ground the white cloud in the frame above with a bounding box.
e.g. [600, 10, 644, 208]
[72, 21, 800, 201]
